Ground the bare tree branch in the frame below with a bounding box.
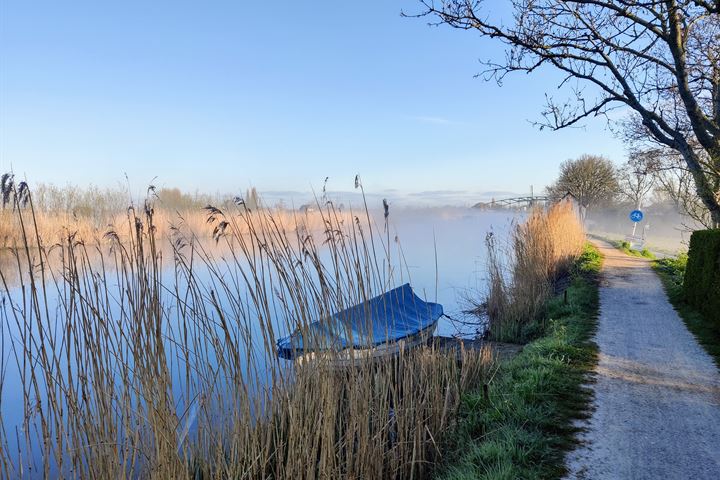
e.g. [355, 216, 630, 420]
[409, 0, 720, 226]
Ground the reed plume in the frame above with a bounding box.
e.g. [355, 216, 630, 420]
[0, 181, 492, 479]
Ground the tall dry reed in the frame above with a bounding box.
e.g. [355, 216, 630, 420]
[484, 200, 585, 341]
[0, 182, 492, 479]
[1, 174, 343, 248]
[0, 205, 346, 248]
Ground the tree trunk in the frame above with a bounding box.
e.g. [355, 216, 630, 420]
[708, 151, 720, 229]
[707, 192, 720, 229]
[679, 146, 720, 228]
[686, 152, 720, 229]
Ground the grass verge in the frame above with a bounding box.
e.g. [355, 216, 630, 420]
[652, 255, 720, 368]
[435, 244, 602, 479]
[613, 240, 655, 259]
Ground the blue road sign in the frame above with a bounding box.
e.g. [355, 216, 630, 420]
[629, 210, 644, 222]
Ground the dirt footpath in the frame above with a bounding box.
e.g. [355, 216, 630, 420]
[565, 241, 720, 479]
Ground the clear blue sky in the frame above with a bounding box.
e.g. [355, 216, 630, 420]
[0, 0, 626, 203]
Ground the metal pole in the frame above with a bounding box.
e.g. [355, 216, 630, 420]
[631, 197, 641, 239]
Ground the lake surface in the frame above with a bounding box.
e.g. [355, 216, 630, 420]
[377, 208, 517, 336]
[0, 207, 519, 473]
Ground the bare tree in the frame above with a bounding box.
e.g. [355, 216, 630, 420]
[410, 1, 720, 227]
[635, 145, 714, 227]
[618, 153, 656, 208]
[546, 154, 619, 210]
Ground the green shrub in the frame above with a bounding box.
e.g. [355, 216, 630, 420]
[614, 240, 655, 259]
[654, 253, 687, 289]
[640, 248, 654, 259]
[684, 230, 720, 328]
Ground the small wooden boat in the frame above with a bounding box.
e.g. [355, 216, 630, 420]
[276, 283, 443, 365]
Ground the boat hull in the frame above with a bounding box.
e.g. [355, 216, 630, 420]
[294, 322, 438, 368]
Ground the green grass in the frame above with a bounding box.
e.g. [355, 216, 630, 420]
[614, 240, 655, 259]
[588, 232, 679, 257]
[435, 244, 602, 479]
[652, 254, 720, 368]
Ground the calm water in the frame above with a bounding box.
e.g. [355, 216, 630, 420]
[0, 207, 518, 472]
[378, 208, 517, 336]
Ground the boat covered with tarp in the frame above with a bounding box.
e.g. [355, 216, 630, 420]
[276, 283, 443, 362]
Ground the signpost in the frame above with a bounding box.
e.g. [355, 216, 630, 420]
[629, 210, 644, 223]
[628, 209, 644, 248]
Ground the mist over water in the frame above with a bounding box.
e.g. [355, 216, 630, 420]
[381, 207, 520, 335]
[0, 206, 520, 471]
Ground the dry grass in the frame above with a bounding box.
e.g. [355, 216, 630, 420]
[1, 173, 349, 247]
[0, 206, 348, 248]
[0, 184, 492, 479]
[484, 200, 586, 342]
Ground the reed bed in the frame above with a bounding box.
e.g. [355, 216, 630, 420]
[0, 205, 347, 248]
[484, 200, 586, 342]
[0, 182, 492, 479]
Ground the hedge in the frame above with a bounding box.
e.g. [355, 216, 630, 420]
[684, 229, 720, 328]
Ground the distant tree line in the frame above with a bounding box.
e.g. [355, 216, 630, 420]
[1, 178, 268, 223]
[546, 151, 715, 229]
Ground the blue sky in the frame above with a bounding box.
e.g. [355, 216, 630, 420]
[0, 0, 627, 204]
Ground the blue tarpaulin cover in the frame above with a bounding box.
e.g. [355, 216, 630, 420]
[276, 283, 443, 359]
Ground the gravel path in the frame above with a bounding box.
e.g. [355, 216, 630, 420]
[565, 241, 720, 479]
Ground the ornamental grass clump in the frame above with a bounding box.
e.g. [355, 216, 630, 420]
[485, 200, 585, 342]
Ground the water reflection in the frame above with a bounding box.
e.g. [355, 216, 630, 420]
[0, 207, 517, 475]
